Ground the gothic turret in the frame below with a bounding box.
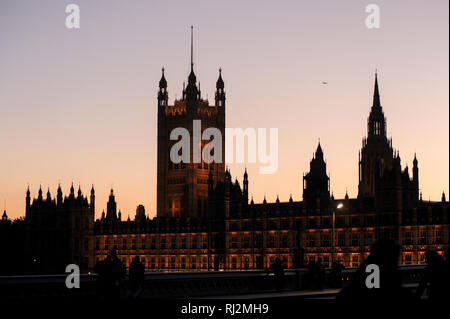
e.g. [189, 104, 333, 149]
[70, 182, 75, 198]
[135, 205, 146, 223]
[215, 68, 225, 107]
[90, 185, 95, 211]
[158, 67, 168, 108]
[303, 142, 330, 203]
[106, 188, 117, 220]
[26, 186, 30, 208]
[38, 185, 43, 201]
[413, 153, 419, 203]
[46, 188, 51, 202]
[243, 168, 249, 203]
[57, 184, 63, 205]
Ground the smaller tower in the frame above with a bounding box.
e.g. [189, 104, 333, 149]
[90, 185, 95, 212]
[57, 184, 63, 206]
[243, 168, 249, 203]
[158, 68, 168, 108]
[413, 153, 419, 202]
[303, 142, 330, 203]
[70, 182, 75, 198]
[46, 188, 51, 202]
[26, 186, 31, 211]
[38, 185, 43, 201]
[135, 205, 146, 223]
[77, 185, 82, 199]
[106, 188, 117, 220]
[215, 68, 225, 107]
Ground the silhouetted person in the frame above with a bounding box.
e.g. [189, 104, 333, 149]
[331, 261, 345, 288]
[127, 256, 145, 298]
[338, 238, 411, 303]
[94, 254, 112, 298]
[307, 259, 325, 290]
[316, 258, 326, 289]
[109, 249, 126, 299]
[416, 250, 448, 301]
[268, 257, 284, 291]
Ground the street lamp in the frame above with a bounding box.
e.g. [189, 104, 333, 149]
[331, 203, 344, 265]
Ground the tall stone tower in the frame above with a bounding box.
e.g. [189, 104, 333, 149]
[359, 73, 395, 201]
[358, 73, 419, 210]
[157, 27, 225, 218]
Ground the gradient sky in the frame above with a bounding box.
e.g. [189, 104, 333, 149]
[0, 0, 448, 219]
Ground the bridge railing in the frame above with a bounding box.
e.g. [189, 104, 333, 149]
[0, 265, 425, 299]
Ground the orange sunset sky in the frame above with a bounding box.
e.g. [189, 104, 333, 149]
[0, 0, 448, 219]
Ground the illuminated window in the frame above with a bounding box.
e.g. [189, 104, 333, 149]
[405, 254, 412, 264]
[321, 234, 330, 247]
[420, 231, 427, 245]
[352, 255, 359, 266]
[436, 230, 443, 244]
[231, 257, 237, 269]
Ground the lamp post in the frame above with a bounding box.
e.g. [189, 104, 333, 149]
[331, 203, 344, 265]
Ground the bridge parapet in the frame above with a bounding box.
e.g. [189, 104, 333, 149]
[0, 265, 425, 299]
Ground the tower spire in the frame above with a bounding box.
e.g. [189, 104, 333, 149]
[373, 71, 381, 108]
[190, 25, 194, 72]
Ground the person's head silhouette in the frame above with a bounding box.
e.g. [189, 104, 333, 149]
[110, 249, 117, 259]
[367, 238, 399, 269]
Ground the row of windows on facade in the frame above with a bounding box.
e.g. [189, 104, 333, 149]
[227, 216, 389, 230]
[95, 235, 290, 250]
[228, 213, 446, 230]
[96, 236, 208, 250]
[306, 251, 438, 268]
[94, 229, 445, 251]
[304, 229, 445, 247]
[95, 255, 287, 270]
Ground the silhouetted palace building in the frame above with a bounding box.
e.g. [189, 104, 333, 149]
[1, 40, 448, 274]
[92, 68, 448, 272]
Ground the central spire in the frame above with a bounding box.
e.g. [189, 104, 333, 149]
[186, 26, 198, 101]
[190, 25, 194, 72]
[187, 25, 197, 85]
[373, 71, 381, 108]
